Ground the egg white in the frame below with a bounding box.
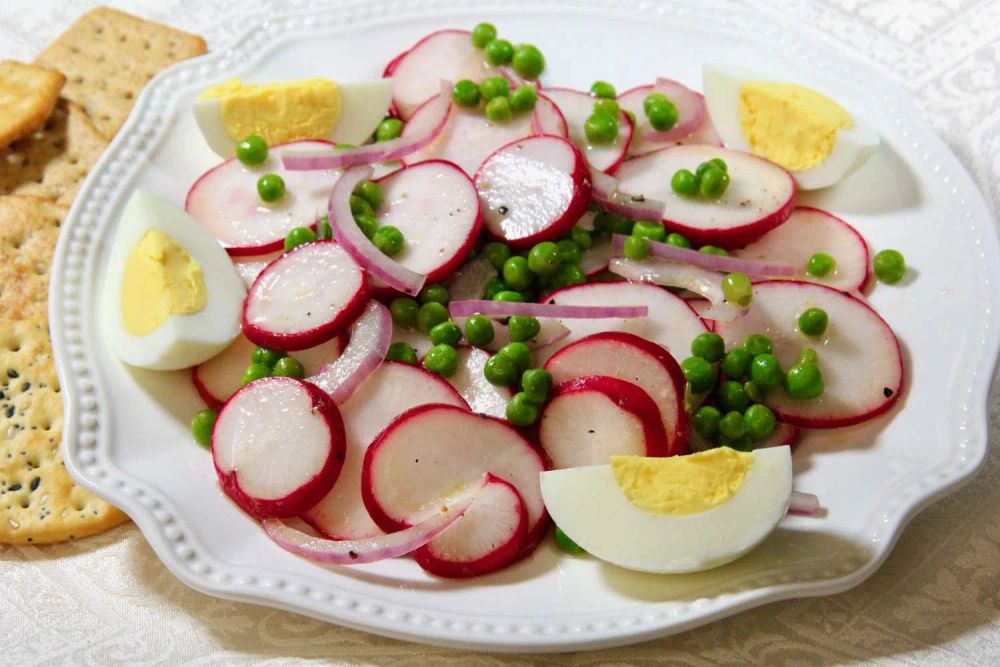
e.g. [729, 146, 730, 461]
[703, 64, 879, 190]
[540, 446, 793, 573]
[101, 190, 245, 371]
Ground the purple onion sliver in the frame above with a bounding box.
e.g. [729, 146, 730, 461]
[610, 234, 796, 276]
[309, 300, 392, 402]
[449, 300, 647, 319]
[788, 491, 821, 516]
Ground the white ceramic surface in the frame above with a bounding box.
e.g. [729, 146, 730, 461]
[49, 0, 1000, 652]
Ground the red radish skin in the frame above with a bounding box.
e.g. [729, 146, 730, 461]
[475, 134, 592, 248]
[612, 145, 796, 248]
[532, 95, 569, 137]
[242, 240, 370, 351]
[186, 140, 340, 256]
[542, 87, 634, 173]
[544, 331, 689, 456]
[212, 377, 346, 518]
[540, 375, 671, 468]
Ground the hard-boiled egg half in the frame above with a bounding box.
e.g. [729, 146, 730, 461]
[540, 446, 793, 573]
[194, 77, 393, 159]
[703, 64, 879, 190]
[101, 190, 245, 371]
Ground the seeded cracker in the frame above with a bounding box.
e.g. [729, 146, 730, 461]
[0, 60, 66, 150]
[34, 7, 207, 139]
[0, 195, 66, 320]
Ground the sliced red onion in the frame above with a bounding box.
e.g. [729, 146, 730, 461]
[641, 79, 707, 142]
[590, 167, 666, 221]
[262, 476, 486, 564]
[449, 299, 647, 319]
[283, 82, 452, 171]
[788, 491, 821, 516]
[447, 256, 498, 302]
[611, 235, 795, 276]
[609, 256, 745, 322]
[328, 165, 426, 295]
[309, 300, 391, 402]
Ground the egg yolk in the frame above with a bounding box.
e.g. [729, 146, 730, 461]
[121, 229, 207, 336]
[610, 448, 753, 515]
[738, 81, 852, 171]
[199, 77, 341, 146]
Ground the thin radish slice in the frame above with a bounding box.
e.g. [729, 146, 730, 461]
[265, 475, 485, 564]
[676, 116, 724, 148]
[610, 234, 796, 276]
[581, 236, 613, 277]
[609, 257, 746, 322]
[449, 299, 647, 319]
[186, 140, 341, 256]
[732, 207, 870, 292]
[212, 377, 346, 518]
[532, 93, 569, 136]
[619, 83, 712, 156]
[544, 332, 689, 456]
[715, 280, 903, 428]
[540, 375, 670, 468]
[789, 491, 821, 516]
[303, 361, 467, 540]
[590, 168, 666, 221]
[193, 333, 345, 409]
[543, 88, 634, 173]
[329, 165, 425, 295]
[448, 256, 497, 301]
[232, 250, 281, 288]
[613, 145, 796, 248]
[447, 346, 512, 418]
[242, 241, 370, 351]
[309, 300, 391, 403]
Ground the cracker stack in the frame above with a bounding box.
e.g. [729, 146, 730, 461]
[0, 7, 207, 544]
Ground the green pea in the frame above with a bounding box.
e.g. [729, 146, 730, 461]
[745, 404, 776, 441]
[484, 38, 514, 66]
[470, 22, 497, 49]
[190, 409, 218, 447]
[483, 242, 511, 270]
[528, 241, 562, 275]
[806, 252, 836, 278]
[666, 232, 691, 249]
[721, 434, 754, 452]
[493, 290, 525, 302]
[692, 405, 722, 440]
[389, 297, 419, 328]
[874, 249, 906, 284]
[375, 117, 404, 142]
[698, 167, 730, 199]
[508, 315, 541, 342]
[256, 174, 286, 203]
[721, 347, 752, 379]
[386, 342, 418, 365]
[718, 411, 746, 440]
[722, 272, 753, 307]
[236, 135, 268, 166]
[480, 76, 510, 101]
[506, 391, 540, 425]
[646, 99, 679, 131]
[743, 334, 773, 356]
[373, 225, 405, 256]
[452, 79, 481, 107]
[429, 321, 463, 346]
[282, 226, 314, 251]
[750, 353, 783, 390]
[590, 80, 616, 99]
[557, 239, 582, 265]
[353, 180, 382, 210]
[691, 332, 725, 363]
[623, 235, 650, 261]
[350, 195, 374, 219]
[670, 169, 699, 197]
[550, 263, 586, 288]
[699, 245, 728, 256]
[632, 219, 666, 242]
[423, 344, 459, 377]
[798, 348, 819, 366]
[696, 158, 728, 177]
[354, 213, 378, 239]
[521, 368, 552, 403]
[419, 283, 450, 305]
[643, 92, 669, 116]
[785, 363, 825, 399]
[417, 301, 449, 334]
[584, 111, 618, 145]
[464, 314, 495, 347]
[241, 362, 271, 386]
[681, 356, 716, 393]
[743, 380, 763, 404]
[509, 85, 538, 112]
[316, 216, 333, 240]
[483, 277, 508, 300]
[512, 44, 545, 79]
[717, 380, 750, 413]
[798, 307, 829, 337]
[554, 525, 584, 554]
[252, 346, 286, 369]
[272, 356, 305, 378]
[497, 342, 532, 374]
[593, 98, 620, 118]
[484, 353, 518, 385]
[485, 96, 512, 123]
[502, 256, 532, 290]
[571, 225, 592, 250]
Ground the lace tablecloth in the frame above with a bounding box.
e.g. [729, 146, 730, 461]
[2, 1, 999, 664]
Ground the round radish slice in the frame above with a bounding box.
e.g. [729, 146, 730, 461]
[676, 117, 724, 148]
[732, 207, 870, 293]
[193, 333, 345, 409]
[232, 250, 282, 289]
[186, 140, 340, 256]
[543, 88, 634, 173]
[362, 404, 548, 562]
[540, 375, 670, 468]
[580, 236, 613, 277]
[475, 135, 592, 248]
[303, 361, 467, 540]
[544, 332, 689, 456]
[715, 280, 903, 428]
[538, 282, 709, 365]
[242, 241, 370, 351]
[618, 81, 707, 156]
[212, 377, 346, 518]
[613, 145, 796, 248]
[447, 346, 512, 418]
[414, 474, 527, 578]
[532, 94, 569, 136]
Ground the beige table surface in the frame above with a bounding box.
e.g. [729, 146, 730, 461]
[2, 1, 999, 664]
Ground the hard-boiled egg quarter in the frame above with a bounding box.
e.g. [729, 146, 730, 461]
[101, 190, 245, 371]
[540, 446, 793, 574]
[703, 64, 879, 190]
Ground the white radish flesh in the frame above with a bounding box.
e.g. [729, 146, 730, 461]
[617, 81, 707, 156]
[580, 236, 613, 277]
[543, 87, 633, 173]
[232, 250, 282, 289]
[447, 347, 511, 418]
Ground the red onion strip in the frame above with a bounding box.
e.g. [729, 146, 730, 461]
[788, 491, 821, 516]
[611, 234, 796, 276]
[309, 300, 391, 402]
[609, 257, 746, 322]
[449, 299, 648, 319]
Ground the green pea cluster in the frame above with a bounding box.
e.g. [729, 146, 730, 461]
[671, 158, 731, 200]
[387, 285, 464, 377]
[452, 77, 538, 123]
[482, 343, 551, 426]
[470, 23, 545, 79]
[480, 235, 588, 303]
[642, 92, 679, 132]
[236, 135, 289, 204]
[583, 80, 622, 146]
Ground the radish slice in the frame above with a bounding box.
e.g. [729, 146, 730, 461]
[610, 234, 796, 277]
[789, 491, 821, 516]
[540, 375, 670, 468]
[186, 140, 341, 256]
[309, 300, 391, 403]
[613, 145, 796, 248]
[732, 207, 871, 293]
[532, 94, 569, 136]
[677, 116, 724, 148]
[212, 377, 346, 518]
[609, 257, 746, 322]
[390, 325, 433, 360]
[544, 331, 688, 456]
[265, 475, 485, 564]
[448, 256, 497, 302]
[641, 79, 707, 142]
[447, 346, 512, 418]
[475, 135, 592, 248]
[543, 88, 634, 173]
[449, 299, 647, 319]
[329, 165, 425, 295]
[715, 280, 903, 428]
[303, 361, 467, 540]
[589, 168, 666, 221]
[193, 333, 345, 409]
[619, 83, 714, 156]
[581, 236, 613, 277]
[242, 240, 370, 351]
[232, 251, 281, 288]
